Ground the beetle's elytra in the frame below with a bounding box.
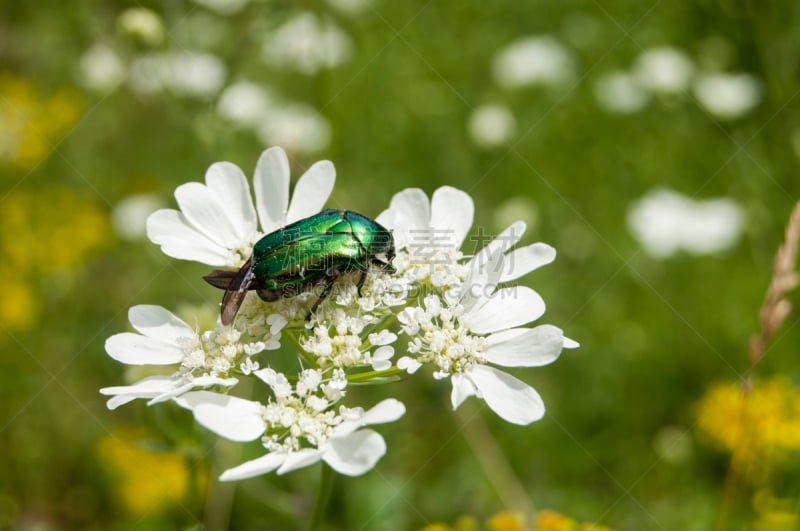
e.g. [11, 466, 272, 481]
[204, 209, 395, 325]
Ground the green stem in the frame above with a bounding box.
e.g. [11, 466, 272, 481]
[346, 366, 406, 382]
[307, 464, 335, 531]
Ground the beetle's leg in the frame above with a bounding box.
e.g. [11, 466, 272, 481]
[356, 268, 368, 297]
[307, 269, 341, 318]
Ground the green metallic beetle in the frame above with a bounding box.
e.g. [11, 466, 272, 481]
[204, 209, 396, 325]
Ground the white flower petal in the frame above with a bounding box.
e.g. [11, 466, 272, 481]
[193, 400, 266, 442]
[397, 356, 422, 374]
[461, 247, 504, 312]
[104, 394, 139, 410]
[323, 429, 386, 476]
[372, 345, 394, 361]
[205, 161, 258, 241]
[368, 330, 397, 346]
[360, 398, 406, 426]
[468, 365, 545, 425]
[173, 389, 230, 409]
[148, 375, 238, 405]
[336, 398, 406, 437]
[286, 160, 336, 223]
[371, 359, 391, 371]
[484, 325, 563, 367]
[254, 147, 290, 233]
[174, 182, 241, 249]
[147, 209, 230, 265]
[451, 373, 477, 410]
[377, 188, 430, 249]
[470, 221, 526, 272]
[105, 332, 184, 365]
[563, 336, 580, 349]
[277, 449, 324, 474]
[430, 186, 474, 249]
[463, 286, 545, 334]
[220, 452, 287, 481]
[100, 376, 177, 409]
[128, 305, 194, 343]
[501, 243, 556, 282]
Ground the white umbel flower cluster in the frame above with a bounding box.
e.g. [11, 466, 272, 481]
[102, 147, 576, 480]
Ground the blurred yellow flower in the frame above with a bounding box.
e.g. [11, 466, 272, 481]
[422, 525, 455, 531]
[422, 511, 613, 531]
[98, 428, 203, 515]
[0, 186, 109, 273]
[0, 186, 108, 332]
[536, 510, 614, 531]
[0, 75, 81, 169]
[487, 511, 527, 531]
[695, 378, 800, 482]
[752, 489, 799, 531]
[0, 279, 39, 331]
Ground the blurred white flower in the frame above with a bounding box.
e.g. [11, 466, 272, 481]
[192, 0, 250, 15]
[217, 82, 274, 128]
[263, 13, 353, 75]
[492, 36, 576, 89]
[326, 0, 372, 15]
[627, 188, 743, 258]
[594, 70, 649, 114]
[79, 44, 126, 92]
[493, 197, 538, 235]
[216, 81, 331, 154]
[112, 194, 163, 241]
[99, 305, 285, 409]
[129, 51, 226, 98]
[256, 103, 332, 155]
[653, 425, 692, 465]
[467, 104, 516, 149]
[634, 46, 694, 94]
[117, 7, 165, 46]
[693, 73, 761, 119]
[176, 371, 406, 478]
[147, 146, 336, 266]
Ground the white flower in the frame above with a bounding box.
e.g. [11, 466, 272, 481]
[627, 188, 743, 258]
[693, 72, 761, 119]
[262, 13, 352, 75]
[192, 0, 249, 15]
[594, 70, 649, 114]
[398, 245, 575, 425]
[216, 83, 331, 154]
[256, 103, 331, 155]
[129, 51, 226, 98]
[112, 193, 163, 241]
[634, 46, 694, 94]
[176, 370, 406, 478]
[78, 44, 126, 92]
[467, 104, 516, 149]
[492, 36, 576, 89]
[326, 0, 371, 15]
[99, 305, 285, 409]
[117, 7, 165, 46]
[146, 147, 336, 266]
[217, 82, 275, 129]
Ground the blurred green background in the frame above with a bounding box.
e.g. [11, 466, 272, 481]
[2, 0, 800, 529]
